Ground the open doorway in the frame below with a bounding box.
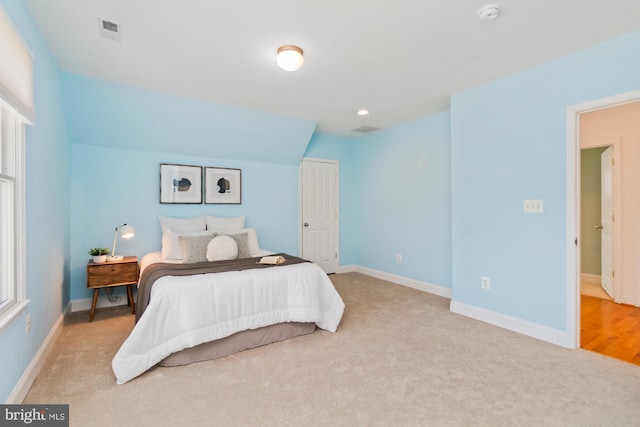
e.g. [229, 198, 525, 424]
[571, 96, 640, 364]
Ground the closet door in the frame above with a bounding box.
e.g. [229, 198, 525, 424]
[301, 159, 338, 273]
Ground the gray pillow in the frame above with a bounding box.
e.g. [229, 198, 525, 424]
[179, 234, 214, 263]
[214, 232, 251, 259]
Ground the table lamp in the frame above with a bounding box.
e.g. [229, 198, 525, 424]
[107, 223, 135, 261]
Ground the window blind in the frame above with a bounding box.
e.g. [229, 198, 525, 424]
[0, 7, 33, 124]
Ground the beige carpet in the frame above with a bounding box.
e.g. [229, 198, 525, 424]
[24, 273, 640, 426]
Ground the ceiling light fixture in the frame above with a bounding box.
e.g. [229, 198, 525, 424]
[357, 109, 369, 116]
[477, 4, 501, 22]
[276, 45, 304, 71]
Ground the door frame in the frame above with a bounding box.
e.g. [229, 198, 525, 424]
[298, 157, 339, 268]
[566, 89, 640, 349]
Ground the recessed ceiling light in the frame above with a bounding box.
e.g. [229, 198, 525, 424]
[478, 4, 501, 22]
[357, 109, 369, 116]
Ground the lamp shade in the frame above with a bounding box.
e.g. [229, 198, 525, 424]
[120, 224, 135, 239]
[276, 45, 304, 71]
[108, 223, 136, 261]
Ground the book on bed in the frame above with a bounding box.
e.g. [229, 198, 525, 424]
[259, 255, 286, 265]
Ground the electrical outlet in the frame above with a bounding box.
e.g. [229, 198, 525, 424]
[481, 276, 491, 290]
[396, 254, 402, 263]
[26, 313, 31, 335]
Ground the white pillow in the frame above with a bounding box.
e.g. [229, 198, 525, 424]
[206, 236, 238, 261]
[162, 228, 214, 261]
[159, 215, 206, 233]
[204, 215, 246, 232]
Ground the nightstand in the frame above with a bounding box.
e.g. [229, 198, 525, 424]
[86, 256, 138, 322]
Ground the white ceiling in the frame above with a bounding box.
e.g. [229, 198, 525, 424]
[24, 0, 640, 136]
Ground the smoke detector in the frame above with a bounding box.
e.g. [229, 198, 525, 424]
[98, 17, 122, 41]
[478, 4, 501, 22]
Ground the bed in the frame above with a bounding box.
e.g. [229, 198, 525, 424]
[111, 215, 345, 384]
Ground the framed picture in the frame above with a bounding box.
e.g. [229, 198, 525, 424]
[205, 167, 241, 204]
[159, 163, 202, 204]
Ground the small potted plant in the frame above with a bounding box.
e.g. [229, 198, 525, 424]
[88, 247, 110, 263]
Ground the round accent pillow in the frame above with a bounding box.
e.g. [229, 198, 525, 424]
[206, 235, 238, 261]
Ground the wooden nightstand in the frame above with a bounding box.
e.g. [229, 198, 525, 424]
[86, 256, 139, 322]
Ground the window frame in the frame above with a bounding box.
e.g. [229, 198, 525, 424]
[0, 103, 28, 333]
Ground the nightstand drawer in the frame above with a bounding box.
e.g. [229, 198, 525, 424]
[88, 262, 138, 287]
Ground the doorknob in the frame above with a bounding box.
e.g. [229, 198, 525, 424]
[595, 225, 603, 230]
[303, 223, 309, 227]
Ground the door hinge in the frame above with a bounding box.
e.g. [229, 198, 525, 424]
[612, 270, 615, 279]
[612, 158, 615, 166]
[574, 238, 578, 246]
[335, 252, 338, 259]
[612, 214, 615, 222]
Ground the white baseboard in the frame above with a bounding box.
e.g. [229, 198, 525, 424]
[7, 302, 71, 404]
[337, 264, 452, 299]
[336, 264, 357, 274]
[449, 300, 573, 348]
[619, 295, 639, 306]
[71, 292, 137, 313]
[339, 265, 572, 348]
[581, 273, 601, 284]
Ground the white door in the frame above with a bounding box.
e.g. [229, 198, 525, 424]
[601, 146, 614, 298]
[301, 159, 338, 273]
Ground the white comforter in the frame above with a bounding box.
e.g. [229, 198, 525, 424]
[112, 260, 345, 384]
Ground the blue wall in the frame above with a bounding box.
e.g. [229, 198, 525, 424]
[0, 1, 70, 402]
[451, 30, 640, 330]
[306, 112, 452, 289]
[353, 112, 452, 287]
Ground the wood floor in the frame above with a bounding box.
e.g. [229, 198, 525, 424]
[581, 294, 640, 365]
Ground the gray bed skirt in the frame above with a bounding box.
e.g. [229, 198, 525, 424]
[159, 322, 316, 367]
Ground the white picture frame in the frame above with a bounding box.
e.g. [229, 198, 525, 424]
[159, 163, 202, 204]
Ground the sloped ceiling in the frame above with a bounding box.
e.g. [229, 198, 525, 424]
[62, 73, 316, 166]
[26, 0, 640, 138]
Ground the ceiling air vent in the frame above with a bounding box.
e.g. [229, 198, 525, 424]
[98, 17, 122, 41]
[351, 125, 381, 134]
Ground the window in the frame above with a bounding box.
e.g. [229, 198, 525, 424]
[0, 6, 31, 332]
[0, 104, 26, 331]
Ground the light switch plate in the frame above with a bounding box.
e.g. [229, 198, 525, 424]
[523, 199, 544, 213]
